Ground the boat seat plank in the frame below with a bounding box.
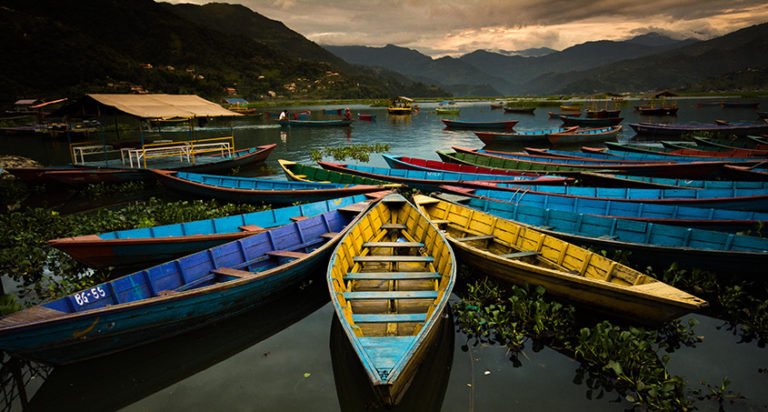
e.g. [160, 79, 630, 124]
[343, 291, 439, 300]
[362, 241, 424, 248]
[266, 250, 309, 259]
[239, 225, 265, 232]
[293, 174, 307, 179]
[290, 216, 308, 222]
[321, 232, 339, 239]
[502, 250, 540, 259]
[352, 313, 428, 323]
[455, 235, 495, 242]
[353, 256, 434, 263]
[381, 223, 407, 230]
[338, 203, 369, 213]
[0, 306, 67, 326]
[344, 272, 441, 280]
[210, 267, 255, 278]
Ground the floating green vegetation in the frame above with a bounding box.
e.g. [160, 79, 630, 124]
[0, 198, 266, 303]
[454, 275, 743, 410]
[310, 143, 390, 162]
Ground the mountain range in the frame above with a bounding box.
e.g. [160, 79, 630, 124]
[324, 33, 704, 95]
[0, 0, 766, 101]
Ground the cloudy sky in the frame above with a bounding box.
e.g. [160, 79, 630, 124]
[168, 0, 768, 57]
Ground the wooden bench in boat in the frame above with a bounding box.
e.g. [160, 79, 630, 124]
[266, 250, 309, 259]
[343, 291, 439, 300]
[429, 219, 450, 226]
[362, 241, 424, 248]
[321, 232, 339, 239]
[239, 225, 266, 233]
[381, 223, 407, 230]
[352, 313, 428, 323]
[210, 267, 256, 278]
[290, 216, 308, 222]
[344, 271, 441, 280]
[353, 256, 434, 263]
[338, 203, 370, 213]
[455, 235, 495, 242]
[502, 250, 540, 259]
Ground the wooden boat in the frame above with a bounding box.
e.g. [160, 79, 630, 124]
[388, 96, 414, 115]
[380, 154, 573, 182]
[279, 119, 352, 127]
[722, 163, 768, 181]
[560, 115, 623, 127]
[316, 161, 569, 192]
[430, 192, 768, 275]
[330, 303, 454, 411]
[503, 107, 536, 114]
[474, 127, 578, 145]
[0, 200, 374, 365]
[692, 136, 768, 151]
[586, 109, 622, 118]
[441, 119, 518, 131]
[560, 104, 582, 112]
[629, 121, 768, 137]
[448, 146, 737, 179]
[449, 181, 768, 211]
[435, 107, 459, 115]
[635, 106, 678, 116]
[660, 141, 768, 158]
[476, 147, 668, 165]
[549, 111, 580, 118]
[748, 135, 768, 146]
[526, 147, 715, 164]
[327, 193, 455, 405]
[357, 113, 376, 121]
[278, 159, 398, 186]
[27, 280, 330, 411]
[489, 103, 504, 109]
[151, 170, 386, 204]
[605, 142, 765, 161]
[577, 171, 768, 190]
[546, 125, 622, 146]
[48, 193, 384, 270]
[413, 195, 707, 323]
[438, 185, 768, 232]
[7, 144, 277, 185]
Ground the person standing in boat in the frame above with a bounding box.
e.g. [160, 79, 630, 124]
[343, 107, 352, 121]
[278, 110, 287, 121]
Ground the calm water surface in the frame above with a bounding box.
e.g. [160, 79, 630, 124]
[1, 98, 767, 411]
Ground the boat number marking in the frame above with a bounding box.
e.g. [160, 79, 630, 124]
[73, 287, 107, 306]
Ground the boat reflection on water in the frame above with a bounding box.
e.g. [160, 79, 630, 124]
[329, 309, 455, 411]
[20, 278, 329, 411]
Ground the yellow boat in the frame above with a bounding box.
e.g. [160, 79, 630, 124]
[387, 96, 414, 115]
[327, 193, 456, 406]
[435, 107, 459, 115]
[413, 194, 707, 324]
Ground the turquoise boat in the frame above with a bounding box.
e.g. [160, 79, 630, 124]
[0, 199, 374, 365]
[578, 172, 768, 190]
[49, 194, 383, 270]
[151, 170, 386, 204]
[434, 193, 768, 274]
[440, 185, 768, 232]
[461, 182, 768, 211]
[317, 161, 569, 192]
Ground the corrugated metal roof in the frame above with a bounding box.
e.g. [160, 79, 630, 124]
[86, 94, 243, 119]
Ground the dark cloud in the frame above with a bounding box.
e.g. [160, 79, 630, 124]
[165, 0, 768, 56]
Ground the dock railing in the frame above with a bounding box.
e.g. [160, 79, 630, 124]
[71, 136, 235, 168]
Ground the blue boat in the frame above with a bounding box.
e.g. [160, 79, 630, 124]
[578, 172, 768, 190]
[462, 182, 768, 211]
[439, 185, 768, 232]
[317, 161, 569, 192]
[151, 170, 387, 204]
[0, 200, 373, 365]
[49, 194, 383, 270]
[434, 193, 768, 274]
[532, 147, 759, 164]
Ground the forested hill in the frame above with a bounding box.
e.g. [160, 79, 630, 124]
[0, 0, 445, 103]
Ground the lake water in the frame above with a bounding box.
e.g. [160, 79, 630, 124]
[1, 98, 767, 411]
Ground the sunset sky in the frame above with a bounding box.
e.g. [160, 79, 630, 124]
[167, 0, 768, 57]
